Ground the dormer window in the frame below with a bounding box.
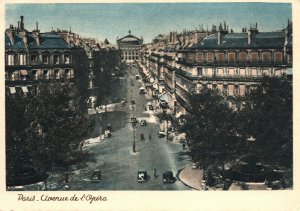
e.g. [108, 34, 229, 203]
[31, 55, 38, 62]
[53, 55, 59, 64]
[64, 55, 70, 64]
[42, 55, 48, 64]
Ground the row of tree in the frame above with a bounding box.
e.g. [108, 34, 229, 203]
[174, 76, 292, 169]
[6, 83, 91, 185]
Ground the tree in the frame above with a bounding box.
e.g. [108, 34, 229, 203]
[157, 111, 175, 140]
[182, 87, 241, 166]
[20, 83, 91, 174]
[240, 76, 292, 167]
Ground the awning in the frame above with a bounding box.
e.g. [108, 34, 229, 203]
[159, 92, 169, 102]
[21, 86, 28, 93]
[20, 70, 28, 75]
[9, 87, 16, 94]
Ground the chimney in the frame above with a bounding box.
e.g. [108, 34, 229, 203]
[247, 30, 251, 45]
[20, 16, 24, 30]
[32, 21, 40, 45]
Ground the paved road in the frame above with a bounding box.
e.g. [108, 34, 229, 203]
[56, 66, 192, 190]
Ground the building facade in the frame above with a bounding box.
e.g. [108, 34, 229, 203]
[140, 21, 292, 114]
[5, 16, 75, 98]
[117, 31, 143, 63]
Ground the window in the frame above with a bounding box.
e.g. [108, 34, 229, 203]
[217, 52, 225, 62]
[228, 68, 234, 76]
[207, 52, 214, 62]
[187, 53, 195, 62]
[31, 55, 38, 62]
[262, 52, 270, 63]
[7, 54, 14, 66]
[43, 70, 49, 79]
[228, 52, 235, 63]
[262, 69, 269, 76]
[54, 69, 60, 79]
[19, 54, 26, 65]
[195, 53, 204, 62]
[223, 85, 228, 94]
[54, 55, 59, 64]
[197, 68, 202, 76]
[42, 55, 48, 64]
[234, 85, 239, 96]
[64, 55, 70, 64]
[30, 70, 37, 80]
[239, 52, 247, 62]
[245, 86, 250, 94]
[65, 69, 71, 79]
[250, 52, 259, 63]
[274, 52, 283, 63]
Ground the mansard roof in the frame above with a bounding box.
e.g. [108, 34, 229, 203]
[191, 31, 290, 50]
[5, 31, 71, 50]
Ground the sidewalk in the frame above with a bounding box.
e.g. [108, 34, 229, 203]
[179, 164, 204, 190]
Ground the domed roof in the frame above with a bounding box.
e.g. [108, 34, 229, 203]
[117, 30, 143, 45]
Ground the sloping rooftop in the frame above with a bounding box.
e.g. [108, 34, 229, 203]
[192, 31, 290, 49]
[5, 31, 71, 50]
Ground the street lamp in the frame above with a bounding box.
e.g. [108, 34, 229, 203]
[131, 117, 137, 153]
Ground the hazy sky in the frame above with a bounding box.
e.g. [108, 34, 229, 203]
[5, 3, 292, 44]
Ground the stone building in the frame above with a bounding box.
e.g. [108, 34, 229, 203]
[117, 30, 143, 63]
[140, 21, 292, 114]
[57, 29, 121, 108]
[5, 16, 74, 98]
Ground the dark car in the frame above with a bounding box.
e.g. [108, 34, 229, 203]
[148, 105, 154, 110]
[90, 170, 101, 182]
[163, 171, 174, 183]
[140, 120, 147, 126]
[137, 170, 147, 182]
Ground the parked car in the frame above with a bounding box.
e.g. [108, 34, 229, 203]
[135, 74, 140, 79]
[158, 131, 166, 138]
[139, 87, 146, 94]
[163, 171, 174, 183]
[160, 100, 168, 108]
[148, 105, 154, 110]
[192, 163, 198, 169]
[90, 170, 101, 182]
[137, 170, 147, 182]
[140, 120, 147, 126]
[104, 130, 111, 138]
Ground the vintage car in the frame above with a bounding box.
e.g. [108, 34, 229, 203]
[137, 170, 148, 182]
[163, 171, 174, 183]
[140, 120, 147, 126]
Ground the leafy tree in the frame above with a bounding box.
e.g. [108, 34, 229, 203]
[240, 76, 292, 167]
[5, 95, 30, 184]
[157, 111, 175, 139]
[21, 83, 90, 174]
[182, 87, 242, 166]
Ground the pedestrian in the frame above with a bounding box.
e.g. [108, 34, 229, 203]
[149, 134, 151, 140]
[182, 143, 186, 150]
[64, 173, 69, 183]
[153, 168, 157, 179]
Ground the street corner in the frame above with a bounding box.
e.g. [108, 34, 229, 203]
[179, 164, 204, 190]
